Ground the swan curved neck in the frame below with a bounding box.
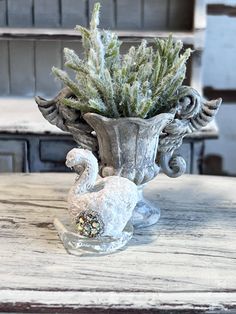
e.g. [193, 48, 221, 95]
[73, 156, 98, 195]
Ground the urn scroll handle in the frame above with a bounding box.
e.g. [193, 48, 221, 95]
[157, 86, 222, 178]
[35, 87, 98, 153]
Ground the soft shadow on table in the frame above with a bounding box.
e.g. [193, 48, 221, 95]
[129, 175, 236, 247]
[129, 226, 161, 247]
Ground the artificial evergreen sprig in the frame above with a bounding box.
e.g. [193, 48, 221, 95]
[52, 2, 192, 118]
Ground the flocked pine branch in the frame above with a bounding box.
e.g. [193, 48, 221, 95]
[52, 2, 192, 118]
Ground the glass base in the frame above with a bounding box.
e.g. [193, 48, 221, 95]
[54, 217, 133, 256]
[131, 185, 161, 228]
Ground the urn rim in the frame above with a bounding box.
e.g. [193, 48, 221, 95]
[83, 110, 175, 127]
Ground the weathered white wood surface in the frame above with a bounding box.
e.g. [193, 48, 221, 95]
[0, 98, 63, 134]
[0, 173, 235, 312]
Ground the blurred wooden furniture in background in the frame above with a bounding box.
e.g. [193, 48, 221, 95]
[0, 98, 218, 172]
[0, 0, 218, 173]
[0, 0, 206, 96]
[0, 173, 235, 312]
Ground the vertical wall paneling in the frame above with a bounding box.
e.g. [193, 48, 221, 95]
[143, 0, 168, 30]
[61, 0, 87, 28]
[7, 0, 33, 27]
[9, 41, 35, 96]
[0, 41, 10, 95]
[0, 0, 6, 26]
[89, 0, 115, 29]
[168, 0, 193, 30]
[116, 0, 142, 30]
[34, 0, 60, 27]
[35, 41, 62, 98]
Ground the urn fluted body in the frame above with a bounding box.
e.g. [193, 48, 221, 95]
[84, 112, 174, 186]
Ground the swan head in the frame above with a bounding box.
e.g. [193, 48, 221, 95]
[66, 148, 99, 193]
[66, 148, 98, 170]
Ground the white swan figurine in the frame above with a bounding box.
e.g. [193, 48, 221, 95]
[65, 148, 138, 238]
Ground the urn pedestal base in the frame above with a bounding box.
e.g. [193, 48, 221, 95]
[131, 185, 160, 228]
[54, 217, 133, 256]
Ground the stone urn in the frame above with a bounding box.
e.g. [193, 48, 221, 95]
[83, 112, 174, 184]
[83, 112, 174, 227]
[36, 86, 222, 229]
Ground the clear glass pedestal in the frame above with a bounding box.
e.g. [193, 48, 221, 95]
[131, 185, 160, 228]
[54, 217, 133, 256]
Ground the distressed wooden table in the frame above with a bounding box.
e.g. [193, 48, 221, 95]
[0, 173, 235, 313]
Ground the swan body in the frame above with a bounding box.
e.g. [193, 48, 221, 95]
[66, 148, 138, 238]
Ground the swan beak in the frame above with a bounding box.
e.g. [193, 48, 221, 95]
[65, 159, 73, 169]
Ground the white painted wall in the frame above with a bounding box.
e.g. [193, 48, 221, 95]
[204, 105, 236, 175]
[203, 15, 236, 89]
[206, 0, 236, 4]
[203, 5, 236, 175]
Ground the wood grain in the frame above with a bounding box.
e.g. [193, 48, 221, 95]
[0, 173, 235, 312]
